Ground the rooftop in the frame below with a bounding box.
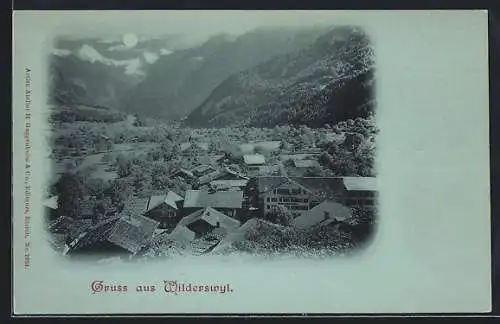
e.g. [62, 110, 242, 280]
[107, 215, 160, 254]
[183, 190, 243, 209]
[146, 191, 183, 212]
[243, 154, 266, 165]
[179, 207, 241, 230]
[293, 200, 353, 230]
[342, 177, 378, 191]
[256, 176, 346, 198]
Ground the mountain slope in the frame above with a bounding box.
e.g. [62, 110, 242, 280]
[121, 27, 332, 120]
[184, 26, 375, 128]
[48, 49, 144, 110]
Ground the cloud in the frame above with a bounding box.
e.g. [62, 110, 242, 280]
[160, 48, 173, 56]
[51, 48, 72, 57]
[143, 51, 159, 64]
[76, 44, 145, 75]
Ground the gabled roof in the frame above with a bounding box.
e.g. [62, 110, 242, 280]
[293, 200, 353, 230]
[198, 170, 224, 185]
[342, 177, 377, 191]
[168, 225, 196, 242]
[198, 167, 249, 185]
[256, 176, 291, 194]
[165, 191, 184, 209]
[183, 190, 243, 209]
[107, 215, 160, 254]
[290, 177, 346, 197]
[243, 154, 266, 165]
[43, 196, 58, 209]
[255, 176, 346, 198]
[179, 207, 241, 230]
[145, 191, 184, 212]
[210, 180, 249, 190]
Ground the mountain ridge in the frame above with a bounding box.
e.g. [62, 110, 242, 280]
[184, 26, 375, 128]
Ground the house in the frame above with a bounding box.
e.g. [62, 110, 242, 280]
[198, 167, 249, 187]
[107, 215, 160, 255]
[64, 216, 122, 255]
[251, 176, 348, 218]
[254, 177, 313, 218]
[292, 200, 353, 230]
[243, 154, 266, 167]
[183, 190, 243, 218]
[340, 177, 378, 211]
[143, 191, 184, 230]
[209, 179, 249, 192]
[170, 207, 241, 245]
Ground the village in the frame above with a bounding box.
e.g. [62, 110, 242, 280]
[43, 115, 378, 262]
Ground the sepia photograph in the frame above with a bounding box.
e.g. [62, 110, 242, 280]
[44, 22, 378, 263]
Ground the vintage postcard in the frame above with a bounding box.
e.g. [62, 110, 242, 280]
[12, 10, 491, 315]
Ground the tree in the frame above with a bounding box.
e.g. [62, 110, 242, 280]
[54, 172, 84, 218]
[266, 205, 293, 227]
[304, 165, 322, 177]
[342, 132, 365, 152]
[116, 154, 132, 178]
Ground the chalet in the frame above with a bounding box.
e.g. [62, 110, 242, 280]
[143, 191, 184, 230]
[209, 179, 249, 192]
[183, 190, 243, 218]
[107, 215, 160, 255]
[169, 207, 241, 253]
[64, 216, 122, 256]
[243, 154, 266, 173]
[254, 177, 313, 218]
[198, 167, 249, 188]
[251, 177, 348, 218]
[292, 200, 353, 230]
[340, 177, 378, 211]
[251, 176, 377, 218]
